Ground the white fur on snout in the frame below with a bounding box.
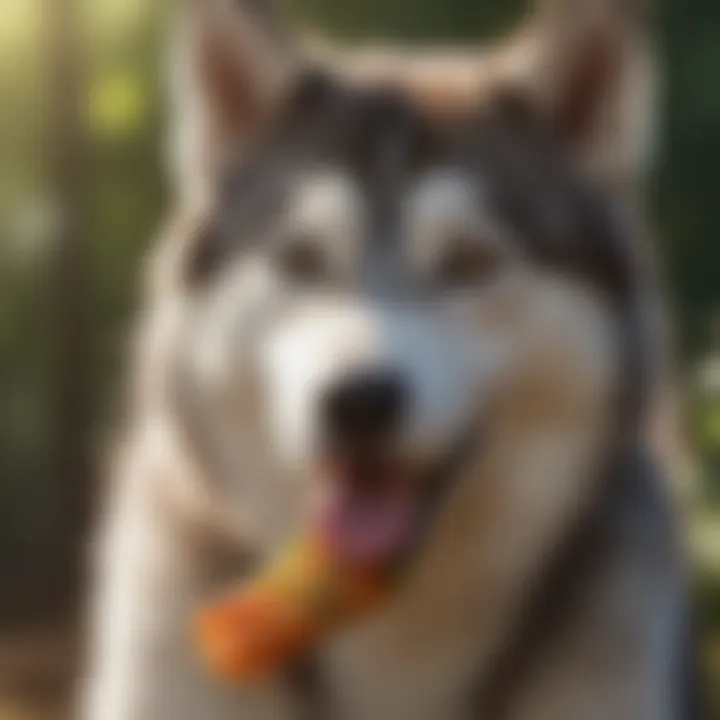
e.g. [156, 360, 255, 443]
[260, 299, 509, 467]
[261, 302, 383, 463]
[376, 308, 506, 459]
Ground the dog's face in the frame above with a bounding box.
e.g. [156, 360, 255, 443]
[158, 0, 647, 560]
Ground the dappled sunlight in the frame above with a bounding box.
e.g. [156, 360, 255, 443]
[87, 0, 154, 43]
[0, 0, 40, 55]
[88, 70, 149, 138]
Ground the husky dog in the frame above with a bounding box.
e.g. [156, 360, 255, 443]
[81, 1, 694, 718]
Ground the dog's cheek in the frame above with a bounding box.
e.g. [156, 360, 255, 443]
[429, 290, 524, 437]
[491, 276, 621, 429]
[463, 272, 569, 413]
[190, 260, 279, 406]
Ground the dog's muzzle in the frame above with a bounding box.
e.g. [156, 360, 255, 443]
[313, 367, 483, 568]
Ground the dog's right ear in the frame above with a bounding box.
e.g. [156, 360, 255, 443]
[492, 0, 656, 194]
[168, 0, 301, 202]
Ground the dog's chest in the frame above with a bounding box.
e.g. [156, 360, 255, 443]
[312, 571, 498, 720]
[322, 616, 484, 720]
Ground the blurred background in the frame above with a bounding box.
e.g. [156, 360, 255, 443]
[0, 0, 718, 717]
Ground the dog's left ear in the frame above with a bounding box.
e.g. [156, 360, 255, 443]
[495, 0, 656, 192]
[168, 0, 303, 201]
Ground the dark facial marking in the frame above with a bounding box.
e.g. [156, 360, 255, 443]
[186, 75, 638, 312]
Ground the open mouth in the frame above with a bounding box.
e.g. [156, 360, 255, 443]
[313, 459, 419, 566]
[308, 369, 483, 567]
[311, 437, 475, 567]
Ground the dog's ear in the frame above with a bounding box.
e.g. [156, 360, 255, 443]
[494, 0, 656, 192]
[168, 0, 302, 201]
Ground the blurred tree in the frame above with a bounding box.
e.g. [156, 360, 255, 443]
[657, 0, 720, 357]
[45, 0, 93, 594]
[297, 0, 523, 41]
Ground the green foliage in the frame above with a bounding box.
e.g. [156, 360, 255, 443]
[657, 0, 720, 355]
[296, 0, 523, 41]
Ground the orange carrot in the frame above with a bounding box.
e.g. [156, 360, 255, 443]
[193, 534, 391, 683]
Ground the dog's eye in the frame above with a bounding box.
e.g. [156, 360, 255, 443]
[274, 235, 330, 286]
[435, 237, 501, 289]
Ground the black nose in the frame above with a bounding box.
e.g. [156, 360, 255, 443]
[323, 370, 408, 446]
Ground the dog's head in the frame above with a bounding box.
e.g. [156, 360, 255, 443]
[151, 0, 653, 560]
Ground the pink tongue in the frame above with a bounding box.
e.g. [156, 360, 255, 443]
[314, 486, 416, 565]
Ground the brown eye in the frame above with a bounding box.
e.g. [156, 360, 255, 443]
[274, 235, 330, 286]
[436, 238, 501, 289]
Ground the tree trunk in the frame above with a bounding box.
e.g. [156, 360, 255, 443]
[46, 0, 93, 602]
